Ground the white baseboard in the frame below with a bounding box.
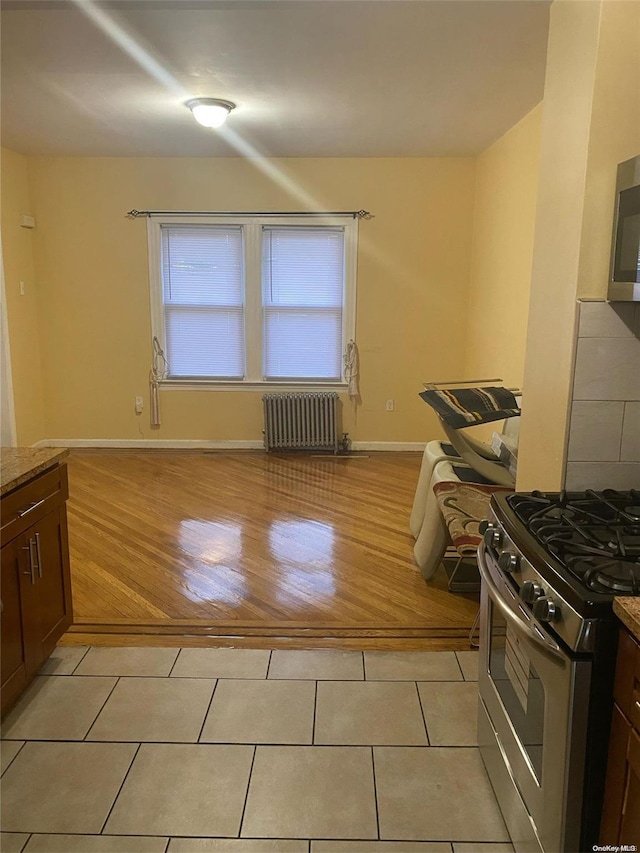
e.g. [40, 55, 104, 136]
[33, 438, 426, 452]
[350, 441, 426, 451]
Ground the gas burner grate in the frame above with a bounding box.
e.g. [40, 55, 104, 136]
[581, 560, 640, 595]
[508, 488, 640, 593]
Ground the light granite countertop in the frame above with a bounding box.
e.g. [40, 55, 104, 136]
[0, 447, 69, 496]
[614, 598, 640, 643]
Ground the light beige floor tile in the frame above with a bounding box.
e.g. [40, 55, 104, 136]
[105, 743, 253, 836]
[242, 746, 377, 839]
[169, 840, 309, 853]
[364, 652, 461, 681]
[374, 747, 509, 841]
[1, 741, 137, 834]
[268, 650, 363, 680]
[418, 682, 478, 746]
[1, 741, 25, 775]
[200, 679, 314, 744]
[24, 836, 168, 852]
[455, 651, 479, 682]
[1, 676, 117, 741]
[315, 681, 427, 745]
[75, 646, 179, 677]
[453, 845, 513, 852]
[39, 646, 89, 675]
[87, 677, 215, 742]
[171, 648, 270, 679]
[312, 844, 452, 852]
[1, 833, 30, 853]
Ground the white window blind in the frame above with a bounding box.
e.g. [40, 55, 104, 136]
[161, 225, 245, 378]
[262, 227, 344, 380]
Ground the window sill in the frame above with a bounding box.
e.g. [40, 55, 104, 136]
[159, 380, 348, 393]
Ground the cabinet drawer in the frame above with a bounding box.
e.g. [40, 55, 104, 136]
[0, 465, 68, 546]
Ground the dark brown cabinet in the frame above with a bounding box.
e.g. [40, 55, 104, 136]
[1, 463, 73, 715]
[622, 728, 640, 844]
[601, 626, 640, 845]
[1, 533, 30, 711]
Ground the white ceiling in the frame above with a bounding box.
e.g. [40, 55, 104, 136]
[1, 0, 551, 158]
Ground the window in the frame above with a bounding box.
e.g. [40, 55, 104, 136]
[147, 215, 357, 386]
[161, 225, 245, 379]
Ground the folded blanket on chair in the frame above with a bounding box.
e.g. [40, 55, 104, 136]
[433, 481, 513, 555]
[419, 386, 520, 429]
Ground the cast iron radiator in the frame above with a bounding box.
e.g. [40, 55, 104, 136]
[262, 393, 339, 452]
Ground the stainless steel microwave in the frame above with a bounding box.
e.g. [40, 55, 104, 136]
[609, 154, 640, 301]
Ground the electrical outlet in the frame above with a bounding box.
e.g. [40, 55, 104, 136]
[135, 395, 144, 414]
[385, 399, 395, 412]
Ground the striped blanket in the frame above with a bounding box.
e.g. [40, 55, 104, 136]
[419, 386, 520, 430]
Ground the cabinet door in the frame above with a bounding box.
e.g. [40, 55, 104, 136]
[601, 704, 632, 843]
[1, 536, 31, 713]
[31, 505, 73, 661]
[620, 728, 640, 845]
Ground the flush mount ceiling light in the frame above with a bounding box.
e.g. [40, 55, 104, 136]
[185, 98, 236, 129]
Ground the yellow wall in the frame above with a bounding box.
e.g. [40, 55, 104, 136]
[517, 0, 640, 489]
[1, 148, 46, 445]
[464, 103, 542, 391]
[25, 156, 476, 443]
[578, 0, 640, 298]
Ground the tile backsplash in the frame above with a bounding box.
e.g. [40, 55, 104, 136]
[565, 301, 640, 490]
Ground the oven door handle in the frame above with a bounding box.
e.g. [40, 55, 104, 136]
[477, 546, 565, 662]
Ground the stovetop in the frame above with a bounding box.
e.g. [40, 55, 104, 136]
[508, 489, 640, 595]
[491, 489, 640, 616]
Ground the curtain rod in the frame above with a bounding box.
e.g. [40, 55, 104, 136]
[126, 209, 372, 219]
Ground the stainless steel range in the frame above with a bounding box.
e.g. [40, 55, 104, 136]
[477, 488, 640, 853]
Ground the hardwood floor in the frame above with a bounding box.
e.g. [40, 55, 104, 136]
[62, 451, 479, 649]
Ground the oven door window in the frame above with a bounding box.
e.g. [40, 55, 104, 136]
[488, 600, 545, 783]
